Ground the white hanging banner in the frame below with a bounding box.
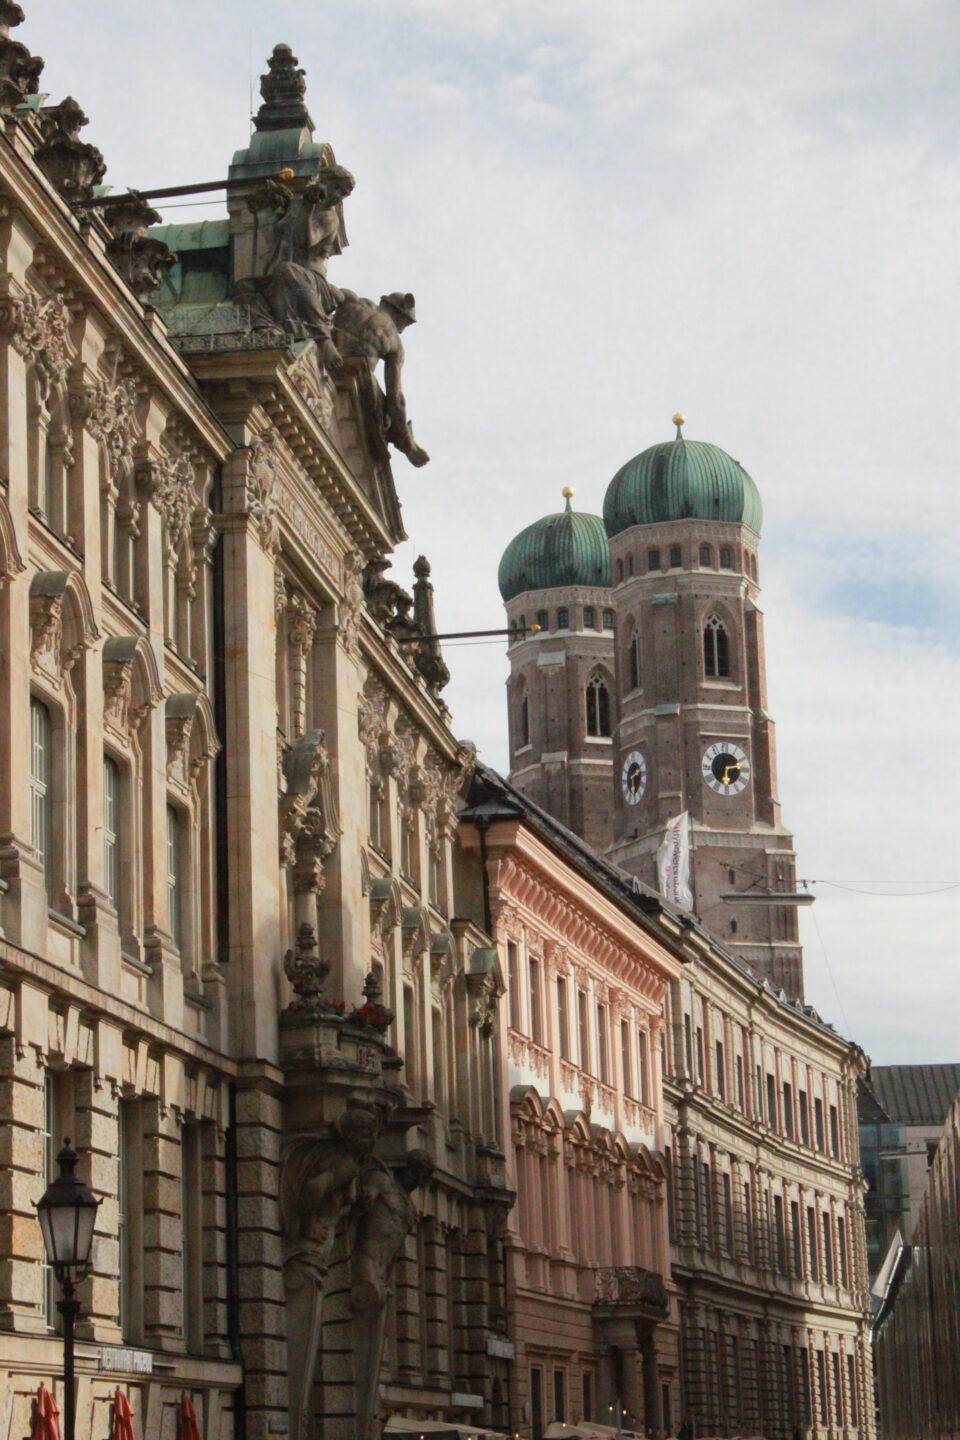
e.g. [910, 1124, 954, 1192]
[657, 811, 693, 911]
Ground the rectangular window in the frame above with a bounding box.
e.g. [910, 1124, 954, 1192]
[583, 606, 595, 629]
[596, 1004, 608, 1083]
[696, 1026, 704, 1084]
[432, 1007, 444, 1108]
[30, 697, 52, 891]
[582, 1372, 593, 1422]
[43, 1072, 73, 1328]
[684, 1014, 693, 1075]
[531, 1366, 544, 1440]
[638, 1029, 649, 1105]
[838, 1216, 848, 1287]
[182, 1121, 203, 1352]
[815, 1096, 825, 1150]
[692, 1160, 702, 1245]
[822, 1211, 834, 1284]
[166, 804, 182, 951]
[783, 1081, 794, 1139]
[553, 1369, 566, 1423]
[832, 1352, 843, 1426]
[578, 990, 590, 1072]
[800, 1349, 812, 1425]
[507, 942, 520, 1029]
[756, 1064, 763, 1120]
[807, 1205, 819, 1280]
[743, 1181, 753, 1261]
[715, 1040, 726, 1101]
[403, 985, 417, 1090]
[722, 1172, 733, 1253]
[830, 1102, 841, 1158]
[736, 1054, 744, 1112]
[847, 1354, 858, 1426]
[799, 1089, 809, 1145]
[791, 1199, 803, 1278]
[816, 1352, 828, 1425]
[665, 1145, 676, 1243]
[557, 977, 570, 1059]
[529, 959, 543, 1045]
[766, 1073, 777, 1129]
[702, 1161, 713, 1248]
[774, 1194, 786, 1272]
[119, 1098, 144, 1343]
[103, 756, 119, 910]
[620, 1019, 632, 1095]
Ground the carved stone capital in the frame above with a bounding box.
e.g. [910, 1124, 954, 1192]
[0, 289, 74, 398]
[243, 430, 281, 556]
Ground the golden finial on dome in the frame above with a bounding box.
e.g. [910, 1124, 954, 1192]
[673, 411, 686, 437]
[561, 485, 575, 510]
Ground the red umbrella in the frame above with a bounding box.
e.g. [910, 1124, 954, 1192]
[111, 1388, 136, 1440]
[181, 1394, 202, 1440]
[34, 1385, 61, 1440]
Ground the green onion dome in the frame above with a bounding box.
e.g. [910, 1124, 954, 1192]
[498, 488, 612, 602]
[603, 416, 762, 538]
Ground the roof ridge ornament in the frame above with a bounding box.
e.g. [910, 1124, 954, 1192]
[0, 2, 44, 118]
[255, 43, 313, 133]
[673, 411, 685, 439]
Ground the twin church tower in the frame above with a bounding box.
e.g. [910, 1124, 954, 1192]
[498, 416, 804, 1000]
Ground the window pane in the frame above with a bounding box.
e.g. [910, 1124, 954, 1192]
[103, 757, 119, 909]
[166, 805, 181, 950]
[30, 698, 52, 890]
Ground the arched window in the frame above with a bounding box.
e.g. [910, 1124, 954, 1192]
[626, 634, 640, 692]
[520, 692, 530, 748]
[628, 553, 634, 576]
[699, 543, 712, 567]
[518, 614, 526, 640]
[537, 609, 549, 630]
[648, 549, 660, 572]
[616, 559, 624, 582]
[703, 614, 730, 678]
[583, 605, 595, 629]
[557, 607, 569, 629]
[720, 546, 733, 570]
[602, 608, 614, 631]
[585, 672, 611, 737]
[669, 544, 682, 569]
[751, 554, 759, 581]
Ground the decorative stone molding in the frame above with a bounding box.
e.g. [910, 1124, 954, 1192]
[28, 568, 98, 683]
[338, 548, 364, 657]
[0, 490, 25, 583]
[243, 430, 281, 556]
[282, 922, 331, 1009]
[278, 729, 341, 891]
[102, 634, 162, 739]
[79, 372, 139, 471]
[0, 288, 74, 397]
[165, 690, 220, 789]
[35, 95, 106, 199]
[148, 450, 196, 557]
[358, 679, 389, 773]
[104, 194, 176, 303]
[290, 345, 335, 431]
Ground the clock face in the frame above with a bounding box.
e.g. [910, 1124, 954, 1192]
[702, 741, 751, 796]
[621, 750, 647, 805]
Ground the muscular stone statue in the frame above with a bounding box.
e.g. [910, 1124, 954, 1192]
[280, 1106, 381, 1440]
[333, 290, 430, 467]
[243, 164, 355, 368]
[350, 1150, 435, 1439]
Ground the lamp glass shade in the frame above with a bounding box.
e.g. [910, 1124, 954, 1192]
[36, 1139, 99, 1278]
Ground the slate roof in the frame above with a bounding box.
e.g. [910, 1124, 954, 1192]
[868, 1065, 960, 1128]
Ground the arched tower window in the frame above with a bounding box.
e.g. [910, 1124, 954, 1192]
[669, 544, 682, 569]
[626, 633, 640, 692]
[720, 546, 733, 570]
[616, 559, 624, 582]
[585, 672, 611, 737]
[703, 614, 730, 678]
[557, 607, 569, 629]
[520, 692, 530, 748]
[648, 549, 660, 572]
[699, 543, 712, 567]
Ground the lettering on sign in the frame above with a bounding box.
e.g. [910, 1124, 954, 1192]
[99, 1346, 153, 1373]
[276, 487, 340, 583]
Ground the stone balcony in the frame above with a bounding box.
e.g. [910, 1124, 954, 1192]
[594, 1265, 669, 1317]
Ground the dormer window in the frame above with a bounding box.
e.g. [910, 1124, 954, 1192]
[703, 614, 730, 678]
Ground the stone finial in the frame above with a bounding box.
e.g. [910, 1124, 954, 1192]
[255, 43, 313, 133]
[412, 555, 450, 696]
[36, 96, 106, 199]
[282, 921, 332, 1009]
[0, 3, 43, 117]
[106, 206, 174, 299]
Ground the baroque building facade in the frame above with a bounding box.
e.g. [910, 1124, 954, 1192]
[498, 427, 875, 1435]
[0, 18, 512, 1440]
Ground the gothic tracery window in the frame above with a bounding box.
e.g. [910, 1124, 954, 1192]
[585, 672, 611, 737]
[703, 614, 730, 678]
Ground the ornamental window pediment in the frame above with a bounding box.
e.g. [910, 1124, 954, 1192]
[165, 690, 219, 796]
[29, 567, 98, 688]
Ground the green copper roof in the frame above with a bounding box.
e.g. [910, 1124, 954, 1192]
[498, 492, 612, 601]
[603, 431, 762, 537]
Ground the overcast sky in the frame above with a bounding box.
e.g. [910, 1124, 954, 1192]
[29, 1, 960, 1067]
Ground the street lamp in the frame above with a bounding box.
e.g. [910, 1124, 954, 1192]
[36, 1138, 100, 1440]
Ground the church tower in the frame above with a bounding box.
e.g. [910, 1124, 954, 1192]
[498, 488, 616, 851]
[603, 417, 804, 999]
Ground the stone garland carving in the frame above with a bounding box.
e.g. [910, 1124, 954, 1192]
[0, 4, 43, 118]
[358, 680, 389, 775]
[0, 288, 74, 398]
[243, 430, 281, 556]
[79, 372, 139, 471]
[150, 450, 196, 559]
[338, 548, 364, 658]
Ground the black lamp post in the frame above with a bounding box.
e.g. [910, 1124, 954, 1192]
[36, 1138, 100, 1440]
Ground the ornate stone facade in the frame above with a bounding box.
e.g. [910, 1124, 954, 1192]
[0, 20, 507, 1440]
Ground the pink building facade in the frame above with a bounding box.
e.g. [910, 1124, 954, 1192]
[459, 767, 683, 1437]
